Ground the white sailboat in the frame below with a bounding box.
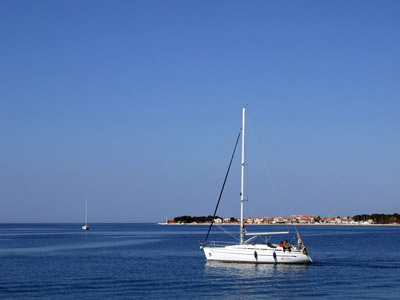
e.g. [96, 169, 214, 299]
[82, 199, 90, 230]
[201, 108, 312, 264]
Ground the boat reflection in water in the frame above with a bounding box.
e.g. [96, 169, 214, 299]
[204, 260, 310, 276]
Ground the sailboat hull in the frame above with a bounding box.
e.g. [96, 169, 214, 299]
[203, 244, 312, 264]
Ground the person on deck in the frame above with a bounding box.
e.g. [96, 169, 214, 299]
[297, 233, 303, 250]
[283, 240, 291, 253]
[279, 241, 284, 248]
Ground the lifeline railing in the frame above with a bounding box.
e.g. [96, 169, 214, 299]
[201, 241, 239, 248]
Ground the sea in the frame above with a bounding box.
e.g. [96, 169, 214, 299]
[0, 223, 399, 299]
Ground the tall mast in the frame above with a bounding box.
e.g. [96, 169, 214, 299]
[85, 199, 88, 226]
[240, 107, 246, 245]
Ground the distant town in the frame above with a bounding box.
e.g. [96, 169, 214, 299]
[162, 213, 400, 225]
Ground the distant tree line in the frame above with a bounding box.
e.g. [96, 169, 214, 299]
[174, 215, 224, 223]
[352, 213, 400, 224]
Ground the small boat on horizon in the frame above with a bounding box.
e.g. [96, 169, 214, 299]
[82, 199, 90, 231]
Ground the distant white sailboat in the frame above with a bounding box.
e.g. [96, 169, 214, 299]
[201, 107, 312, 264]
[82, 200, 90, 230]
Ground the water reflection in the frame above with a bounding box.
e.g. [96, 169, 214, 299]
[203, 262, 311, 299]
[204, 261, 310, 278]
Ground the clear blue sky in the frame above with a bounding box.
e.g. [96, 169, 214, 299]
[1, 0, 399, 223]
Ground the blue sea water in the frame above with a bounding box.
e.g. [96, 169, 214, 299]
[0, 224, 399, 299]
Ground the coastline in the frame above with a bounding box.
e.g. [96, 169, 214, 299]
[157, 222, 400, 226]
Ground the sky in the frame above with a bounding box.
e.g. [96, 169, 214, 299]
[0, 0, 399, 223]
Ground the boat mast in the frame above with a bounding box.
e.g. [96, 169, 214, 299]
[85, 199, 88, 226]
[240, 107, 246, 245]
